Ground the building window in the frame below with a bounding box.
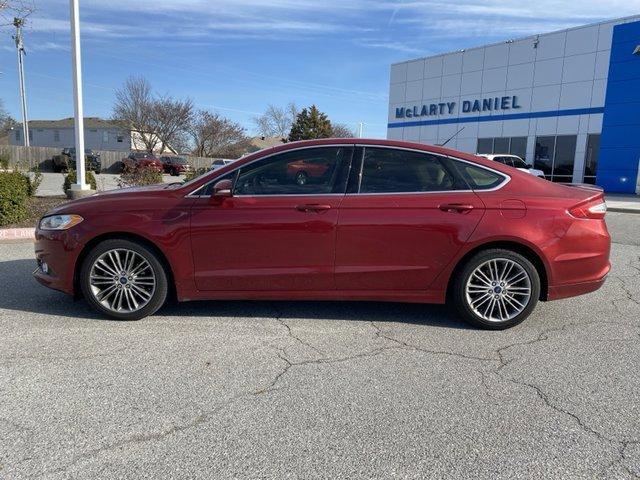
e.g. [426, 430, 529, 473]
[15, 130, 20, 141]
[477, 136, 528, 160]
[584, 134, 600, 185]
[493, 137, 509, 154]
[554, 136, 577, 182]
[116, 135, 124, 143]
[54, 130, 60, 142]
[28, 130, 33, 142]
[103, 131, 109, 143]
[534, 135, 577, 182]
[476, 138, 493, 154]
[509, 137, 527, 160]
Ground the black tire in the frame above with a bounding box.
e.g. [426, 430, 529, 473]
[80, 239, 168, 320]
[450, 249, 540, 330]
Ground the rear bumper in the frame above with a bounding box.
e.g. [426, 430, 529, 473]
[547, 263, 610, 301]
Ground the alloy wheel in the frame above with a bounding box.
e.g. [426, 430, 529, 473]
[464, 258, 532, 322]
[89, 248, 156, 313]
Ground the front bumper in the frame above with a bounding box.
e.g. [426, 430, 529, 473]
[33, 229, 83, 296]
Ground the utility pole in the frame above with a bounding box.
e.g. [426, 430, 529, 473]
[69, 0, 89, 191]
[12, 17, 29, 147]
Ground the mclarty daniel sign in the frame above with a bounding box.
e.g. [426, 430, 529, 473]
[396, 95, 522, 119]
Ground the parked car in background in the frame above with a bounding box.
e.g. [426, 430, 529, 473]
[34, 138, 610, 330]
[160, 156, 191, 176]
[121, 152, 163, 172]
[52, 148, 102, 174]
[479, 154, 545, 178]
[210, 159, 235, 171]
[286, 155, 332, 185]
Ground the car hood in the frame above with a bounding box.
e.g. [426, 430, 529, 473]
[48, 183, 178, 216]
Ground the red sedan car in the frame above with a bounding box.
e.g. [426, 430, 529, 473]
[121, 152, 164, 172]
[33, 139, 610, 329]
[287, 156, 331, 185]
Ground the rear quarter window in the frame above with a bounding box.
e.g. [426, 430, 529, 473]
[454, 161, 507, 190]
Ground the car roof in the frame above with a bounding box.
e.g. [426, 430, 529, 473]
[179, 138, 521, 194]
[481, 154, 522, 160]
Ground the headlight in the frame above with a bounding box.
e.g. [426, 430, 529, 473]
[39, 214, 84, 230]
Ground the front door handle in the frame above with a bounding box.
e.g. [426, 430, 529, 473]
[295, 204, 332, 213]
[439, 203, 474, 213]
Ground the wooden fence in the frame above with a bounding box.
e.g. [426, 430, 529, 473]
[0, 145, 224, 172]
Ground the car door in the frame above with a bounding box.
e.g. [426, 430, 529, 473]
[190, 146, 353, 291]
[335, 146, 486, 291]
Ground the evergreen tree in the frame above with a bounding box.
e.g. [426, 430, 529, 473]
[288, 105, 332, 141]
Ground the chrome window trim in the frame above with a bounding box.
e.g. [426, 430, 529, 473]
[186, 143, 511, 198]
[185, 144, 351, 198]
[354, 144, 510, 195]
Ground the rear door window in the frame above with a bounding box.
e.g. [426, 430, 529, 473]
[359, 147, 466, 193]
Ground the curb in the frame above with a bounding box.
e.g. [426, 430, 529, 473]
[0, 228, 36, 244]
[608, 207, 640, 214]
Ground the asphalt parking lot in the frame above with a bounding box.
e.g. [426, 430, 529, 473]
[0, 213, 639, 479]
[34, 172, 186, 196]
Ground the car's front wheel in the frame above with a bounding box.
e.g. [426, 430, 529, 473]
[451, 249, 540, 329]
[80, 239, 168, 320]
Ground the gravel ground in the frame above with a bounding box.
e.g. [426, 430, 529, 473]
[0, 215, 638, 479]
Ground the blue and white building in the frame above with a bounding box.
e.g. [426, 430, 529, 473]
[387, 15, 640, 193]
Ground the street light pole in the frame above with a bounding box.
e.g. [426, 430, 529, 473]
[13, 17, 29, 147]
[69, 0, 88, 191]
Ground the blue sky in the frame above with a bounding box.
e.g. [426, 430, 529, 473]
[2, 0, 640, 138]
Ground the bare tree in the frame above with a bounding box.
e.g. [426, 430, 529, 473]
[331, 123, 355, 138]
[0, 0, 35, 26]
[254, 103, 298, 137]
[113, 76, 158, 152]
[189, 110, 248, 158]
[0, 99, 17, 132]
[152, 95, 194, 153]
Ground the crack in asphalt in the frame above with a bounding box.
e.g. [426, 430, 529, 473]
[21, 254, 640, 478]
[33, 391, 253, 479]
[370, 321, 496, 362]
[274, 317, 324, 356]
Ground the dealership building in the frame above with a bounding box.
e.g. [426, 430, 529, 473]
[387, 15, 640, 193]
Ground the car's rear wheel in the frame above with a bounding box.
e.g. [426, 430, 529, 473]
[80, 239, 168, 320]
[451, 249, 540, 330]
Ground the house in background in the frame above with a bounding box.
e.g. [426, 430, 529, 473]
[9, 117, 175, 153]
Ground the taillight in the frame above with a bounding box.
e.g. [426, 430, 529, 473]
[568, 197, 607, 219]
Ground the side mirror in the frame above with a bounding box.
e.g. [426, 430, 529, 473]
[211, 179, 233, 202]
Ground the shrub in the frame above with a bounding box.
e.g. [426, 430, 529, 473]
[0, 153, 9, 171]
[27, 166, 43, 196]
[118, 165, 163, 188]
[0, 171, 30, 226]
[184, 167, 208, 182]
[63, 169, 97, 194]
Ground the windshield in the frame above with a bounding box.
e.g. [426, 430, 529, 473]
[511, 158, 529, 169]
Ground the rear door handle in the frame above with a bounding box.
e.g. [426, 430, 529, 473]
[439, 203, 474, 213]
[295, 204, 332, 213]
